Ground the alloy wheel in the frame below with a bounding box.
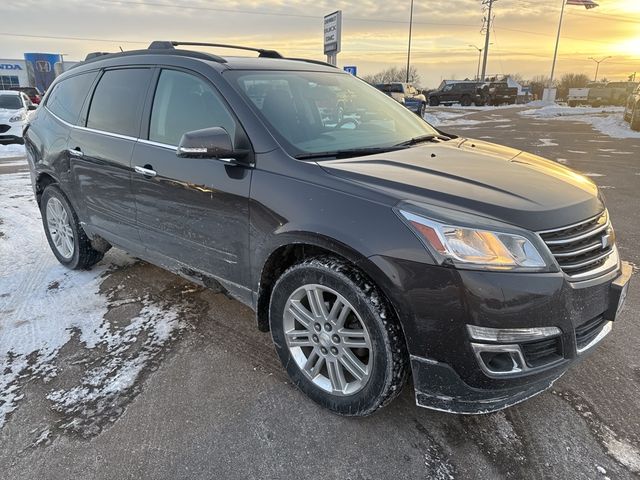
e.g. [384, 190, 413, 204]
[46, 197, 74, 259]
[283, 284, 372, 396]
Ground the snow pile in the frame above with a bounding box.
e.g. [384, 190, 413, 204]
[0, 144, 25, 158]
[0, 173, 185, 435]
[520, 105, 640, 139]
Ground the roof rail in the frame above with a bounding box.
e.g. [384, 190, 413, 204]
[286, 57, 338, 69]
[85, 52, 111, 61]
[149, 40, 283, 59]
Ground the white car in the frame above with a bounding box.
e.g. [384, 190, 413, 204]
[0, 90, 36, 144]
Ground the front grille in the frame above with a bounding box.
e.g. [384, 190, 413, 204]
[575, 315, 607, 350]
[520, 337, 563, 368]
[0, 124, 10, 133]
[538, 211, 614, 278]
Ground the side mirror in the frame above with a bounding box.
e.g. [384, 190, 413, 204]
[28, 104, 37, 111]
[176, 127, 249, 164]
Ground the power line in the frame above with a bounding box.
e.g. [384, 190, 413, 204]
[98, 0, 480, 28]
[0, 31, 148, 44]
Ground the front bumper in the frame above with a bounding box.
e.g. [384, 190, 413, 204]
[369, 255, 633, 414]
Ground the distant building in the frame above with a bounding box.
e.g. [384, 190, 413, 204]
[0, 55, 78, 92]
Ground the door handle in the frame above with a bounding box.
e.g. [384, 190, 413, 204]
[68, 147, 83, 158]
[134, 165, 157, 177]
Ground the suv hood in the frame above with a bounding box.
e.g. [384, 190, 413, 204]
[320, 139, 603, 231]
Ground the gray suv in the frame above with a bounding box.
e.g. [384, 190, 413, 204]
[24, 41, 632, 416]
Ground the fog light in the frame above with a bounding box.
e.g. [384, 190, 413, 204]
[467, 325, 562, 343]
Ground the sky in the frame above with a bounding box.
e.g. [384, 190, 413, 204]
[1, 0, 639, 87]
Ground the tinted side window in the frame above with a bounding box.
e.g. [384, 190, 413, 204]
[46, 72, 97, 124]
[87, 68, 151, 137]
[149, 69, 236, 146]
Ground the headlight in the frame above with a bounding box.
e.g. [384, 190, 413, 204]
[9, 112, 26, 123]
[398, 210, 547, 271]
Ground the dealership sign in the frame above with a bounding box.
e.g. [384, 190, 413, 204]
[324, 10, 342, 55]
[0, 64, 22, 70]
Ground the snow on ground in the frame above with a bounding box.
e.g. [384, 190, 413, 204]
[520, 105, 640, 140]
[0, 144, 25, 158]
[0, 172, 185, 435]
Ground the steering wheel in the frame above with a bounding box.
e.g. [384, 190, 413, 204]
[334, 117, 360, 129]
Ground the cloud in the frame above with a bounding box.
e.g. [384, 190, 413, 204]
[1, 0, 638, 87]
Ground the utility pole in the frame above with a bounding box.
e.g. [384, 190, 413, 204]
[406, 0, 414, 83]
[589, 56, 611, 82]
[480, 0, 495, 82]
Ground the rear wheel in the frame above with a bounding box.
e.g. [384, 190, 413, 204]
[269, 257, 409, 416]
[460, 95, 472, 107]
[417, 102, 426, 117]
[40, 185, 106, 269]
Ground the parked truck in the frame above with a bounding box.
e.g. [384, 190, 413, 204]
[588, 81, 638, 107]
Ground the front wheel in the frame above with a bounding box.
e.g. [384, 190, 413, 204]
[40, 185, 106, 269]
[269, 257, 409, 416]
[429, 97, 439, 106]
[417, 102, 426, 117]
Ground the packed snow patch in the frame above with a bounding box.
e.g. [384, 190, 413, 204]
[0, 173, 186, 435]
[520, 105, 640, 139]
[0, 144, 25, 158]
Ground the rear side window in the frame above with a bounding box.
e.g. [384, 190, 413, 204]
[46, 72, 97, 124]
[87, 68, 151, 137]
[149, 69, 236, 146]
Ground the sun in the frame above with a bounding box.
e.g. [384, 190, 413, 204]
[613, 36, 640, 57]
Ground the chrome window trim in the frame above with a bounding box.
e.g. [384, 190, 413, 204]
[45, 106, 138, 142]
[138, 138, 176, 150]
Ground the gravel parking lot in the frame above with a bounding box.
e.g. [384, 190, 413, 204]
[1, 106, 639, 479]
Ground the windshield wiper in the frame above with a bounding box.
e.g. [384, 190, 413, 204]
[295, 146, 404, 160]
[393, 134, 438, 147]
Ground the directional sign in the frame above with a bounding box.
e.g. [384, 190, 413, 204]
[343, 66, 357, 76]
[324, 11, 342, 55]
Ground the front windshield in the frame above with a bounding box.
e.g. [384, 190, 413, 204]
[0, 95, 22, 110]
[228, 70, 439, 157]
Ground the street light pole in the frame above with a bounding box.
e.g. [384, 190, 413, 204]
[406, 0, 414, 83]
[589, 56, 612, 82]
[469, 45, 482, 81]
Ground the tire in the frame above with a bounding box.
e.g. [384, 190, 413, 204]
[474, 99, 485, 107]
[429, 96, 439, 107]
[40, 185, 106, 269]
[460, 95, 472, 107]
[631, 104, 640, 131]
[269, 256, 409, 416]
[417, 102, 426, 117]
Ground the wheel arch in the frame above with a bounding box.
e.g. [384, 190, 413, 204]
[255, 234, 407, 339]
[35, 171, 60, 206]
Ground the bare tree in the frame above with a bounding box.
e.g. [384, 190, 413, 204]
[362, 66, 421, 86]
[525, 75, 552, 100]
[557, 73, 591, 100]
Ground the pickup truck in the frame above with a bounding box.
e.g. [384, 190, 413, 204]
[588, 81, 638, 107]
[480, 81, 517, 106]
[428, 81, 485, 107]
[567, 88, 590, 107]
[374, 82, 427, 116]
